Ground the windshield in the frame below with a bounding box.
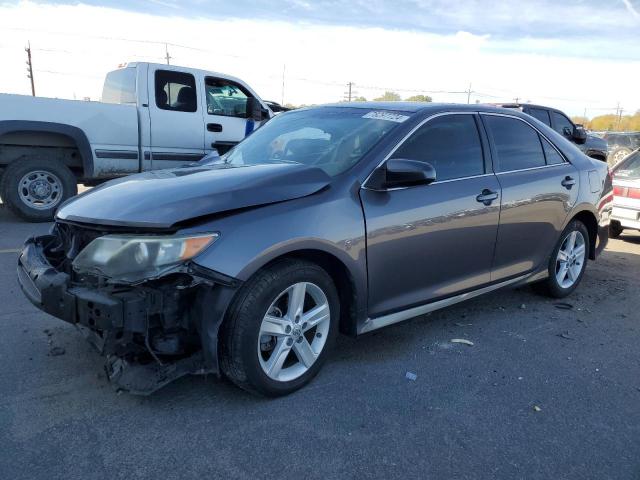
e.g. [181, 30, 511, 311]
[221, 108, 408, 176]
[615, 151, 640, 180]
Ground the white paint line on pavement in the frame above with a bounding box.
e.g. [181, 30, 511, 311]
[0, 248, 20, 254]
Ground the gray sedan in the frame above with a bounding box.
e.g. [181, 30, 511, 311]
[17, 103, 613, 396]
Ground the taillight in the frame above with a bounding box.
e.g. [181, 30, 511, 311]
[613, 186, 640, 199]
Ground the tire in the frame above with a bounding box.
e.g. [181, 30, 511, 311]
[609, 148, 631, 167]
[609, 221, 624, 239]
[220, 259, 340, 396]
[0, 157, 77, 222]
[533, 220, 590, 298]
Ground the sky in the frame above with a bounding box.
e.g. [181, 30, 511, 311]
[0, 0, 639, 117]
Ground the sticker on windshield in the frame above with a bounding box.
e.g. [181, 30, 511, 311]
[362, 111, 410, 123]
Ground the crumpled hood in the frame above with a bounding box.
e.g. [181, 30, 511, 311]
[57, 162, 331, 229]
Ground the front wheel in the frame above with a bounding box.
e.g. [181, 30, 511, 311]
[534, 220, 589, 298]
[220, 259, 339, 396]
[0, 157, 77, 222]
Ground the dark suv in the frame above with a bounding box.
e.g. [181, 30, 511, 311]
[602, 132, 640, 166]
[497, 103, 609, 164]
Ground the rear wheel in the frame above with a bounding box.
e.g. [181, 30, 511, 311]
[220, 259, 339, 396]
[533, 220, 589, 298]
[0, 157, 77, 222]
[609, 221, 624, 239]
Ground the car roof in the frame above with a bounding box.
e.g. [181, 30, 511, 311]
[492, 102, 566, 114]
[318, 102, 514, 115]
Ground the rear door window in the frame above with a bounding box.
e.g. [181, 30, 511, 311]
[484, 116, 546, 172]
[391, 114, 484, 181]
[527, 108, 551, 126]
[541, 137, 565, 165]
[155, 70, 197, 113]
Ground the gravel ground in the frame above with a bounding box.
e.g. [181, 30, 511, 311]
[0, 205, 638, 480]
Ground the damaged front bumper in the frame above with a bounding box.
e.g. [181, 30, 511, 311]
[17, 234, 240, 395]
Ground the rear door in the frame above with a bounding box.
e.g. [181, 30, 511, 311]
[481, 113, 580, 281]
[147, 66, 205, 169]
[360, 113, 501, 317]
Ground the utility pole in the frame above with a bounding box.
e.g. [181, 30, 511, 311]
[164, 43, 172, 65]
[25, 41, 35, 96]
[281, 64, 286, 106]
[466, 83, 472, 104]
[616, 102, 624, 131]
[343, 82, 356, 102]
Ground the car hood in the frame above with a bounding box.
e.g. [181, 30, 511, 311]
[585, 134, 607, 150]
[57, 162, 331, 229]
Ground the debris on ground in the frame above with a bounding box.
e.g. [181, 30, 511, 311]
[533, 405, 542, 412]
[554, 303, 574, 310]
[450, 338, 474, 346]
[520, 304, 526, 310]
[557, 331, 574, 340]
[48, 347, 66, 356]
[405, 372, 417, 381]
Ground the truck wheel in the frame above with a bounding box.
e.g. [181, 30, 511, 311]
[220, 259, 339, 396]
[0, 157, 77, 222]
[609, 148, 631, 167]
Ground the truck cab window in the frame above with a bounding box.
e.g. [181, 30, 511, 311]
[206, 78, 250, 118]
[155, 70, 197, 113]
[551, 111, 574, 138]
[102, 68, 136, 104]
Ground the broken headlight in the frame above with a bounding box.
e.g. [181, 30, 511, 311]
[72, 233, 218, 282]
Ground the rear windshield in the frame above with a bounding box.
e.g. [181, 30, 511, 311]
[102, 68, 137, 105]
[221, 108, 408, 177]
[615, 151, 640, 179]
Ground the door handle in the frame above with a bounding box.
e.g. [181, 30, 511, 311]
[207, 123, 223, 132]
[561, 176, 576, 189]
[476, 189, 499, 206]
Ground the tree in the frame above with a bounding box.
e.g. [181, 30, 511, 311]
[373, 91, 401, 101]
[405, 94, 432, 103]
[353, 96, 367, 102]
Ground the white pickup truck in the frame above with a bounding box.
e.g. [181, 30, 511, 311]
[0, 62, 274, 221]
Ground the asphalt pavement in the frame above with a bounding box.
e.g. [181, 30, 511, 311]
[0, 205, 639, 480]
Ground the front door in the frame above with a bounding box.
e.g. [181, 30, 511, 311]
[360, 113, 501, 318]
[481, 113, 579, 281]
[202, 76, 262, 155]
[147, 66, 205, 169]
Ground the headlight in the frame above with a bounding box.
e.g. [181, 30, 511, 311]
[72, 233, 218, 283]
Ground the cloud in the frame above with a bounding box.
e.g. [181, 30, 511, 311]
[621, 0, 640, 18]
[0, 1, 638, 117]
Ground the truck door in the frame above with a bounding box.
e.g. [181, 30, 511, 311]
[201, 75, 265, 155]
[147, 66, 205, 169]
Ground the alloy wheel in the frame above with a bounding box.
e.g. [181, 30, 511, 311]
[257, 282, 331, 382]
[555, 230, 586, 289]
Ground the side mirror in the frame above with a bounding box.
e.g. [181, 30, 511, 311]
[572, 125, 588, 145]
[246, 97, 263, 122]
[367, 158, 436, 190]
